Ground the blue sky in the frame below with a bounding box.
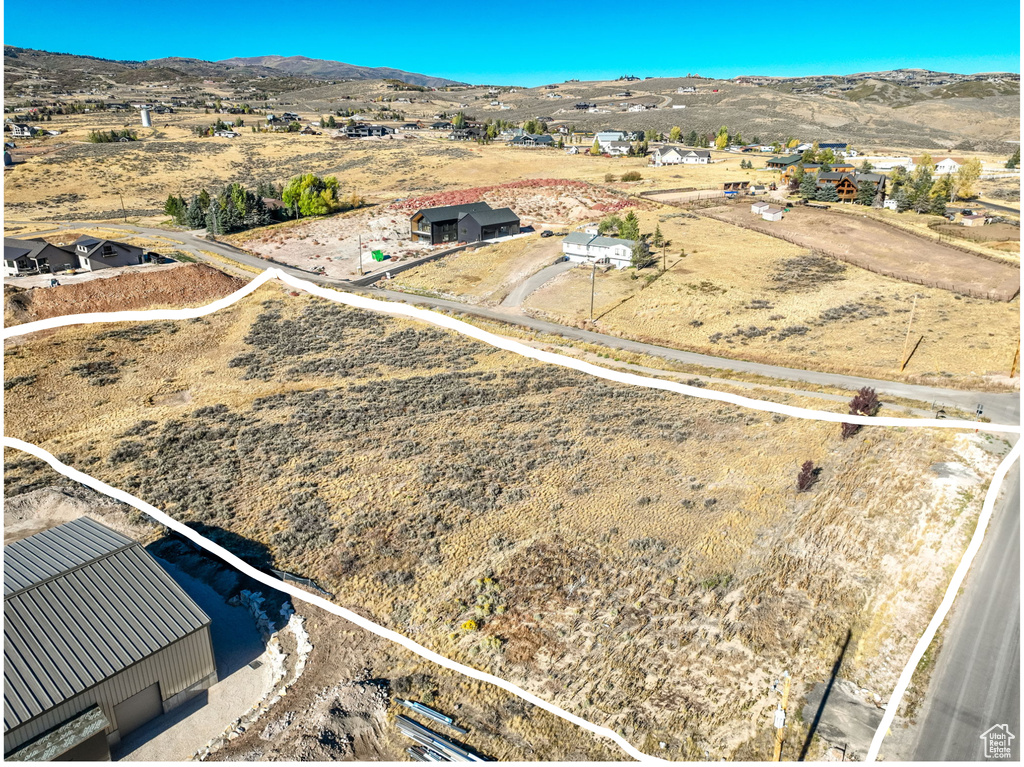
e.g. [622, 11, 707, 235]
[5, 0, 1020, 85]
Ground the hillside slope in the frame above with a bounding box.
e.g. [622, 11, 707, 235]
[218, 54, 464, 88]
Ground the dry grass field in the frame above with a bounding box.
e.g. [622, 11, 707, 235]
[390, 235, 564, 304]
[702, 204, 1020, 299]
[515, 208, 1019, 387]
[3, 283, 999, 759]
[5, 108, 780, 223]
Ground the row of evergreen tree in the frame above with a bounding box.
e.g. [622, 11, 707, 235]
[163, 175, 362, 234]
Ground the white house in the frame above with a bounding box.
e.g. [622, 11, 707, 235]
[651, 146, 711, 166]
[562, 231, 637, 269]
[751, 200, 771, 214]
[934, 157, 962, 175]
[213, 130, 239, 138]
[10, 124, 36, 138]
[596, 130, 629, 150]
[605, 141, 632, 156]
[761, 206, 784, 221]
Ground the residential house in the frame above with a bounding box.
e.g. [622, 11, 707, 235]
[605, 141, 632, 157]
[761, 206, 784, 221]
[430, 121, 453, 130]
[676, 86, 697, 94]
[409, 202, 519, 245]
[651, 146, 711, 165]
[818, 142, 848, 152]
[299, 126, 321, 135]
[400, 123, 421, 130]
[596, 130, 630, 150]
[934, 157, 962, 175]
[511, 133, 555, 148]
[70, 237, 150, 271]
[562, 231, 638, 269]
[574, 102, 595, 110]
[4, 237, 79, 276]
[213, 130, 239, 138]
[345, 124, 393, 138]
[449, 127, 485, 141]
[751, 200, 771, 215]
[456, 206, 521, 241]
[815, 172, 887, 202]
[10, 124, 35, 138]
[766, 155, 803, 171]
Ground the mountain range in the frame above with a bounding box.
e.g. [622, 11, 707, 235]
[217, 55, 464, 88]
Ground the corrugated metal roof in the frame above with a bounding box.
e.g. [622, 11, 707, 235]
[4, 519, 211, 733]
[4, 518, 133, 597]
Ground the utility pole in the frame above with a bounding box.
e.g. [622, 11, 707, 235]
[590, 259, 597, 321]
[899, 294, 918, 371]
[772, 672, 791, 761]
[118, 192, 126, 223]
[358, 233, 363, 275]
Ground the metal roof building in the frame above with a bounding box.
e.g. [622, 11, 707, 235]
[4, 517, 217, 760]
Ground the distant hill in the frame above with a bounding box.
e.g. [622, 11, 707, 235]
[218, 55, 464, 88]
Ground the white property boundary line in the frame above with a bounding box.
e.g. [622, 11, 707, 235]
[3, 266, 1021, 761]
[866, 439, 1021, 761]
[1, 437, 665, 764]
[3, 267, 1018, 435]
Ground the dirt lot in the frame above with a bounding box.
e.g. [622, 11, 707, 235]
[390, 234, 565, 304]
[932, 221, 1021, 244]
[229, 179, 640, 280]
[3, 283, 999, 759]
[3, 263, 245, 326]
[702, 204, 1020, 301]
[208, 605, 625, 762]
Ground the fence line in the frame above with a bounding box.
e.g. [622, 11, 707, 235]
[698, 210, 1020, 302]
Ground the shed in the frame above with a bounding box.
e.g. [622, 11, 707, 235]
[3, 518, 218, 759]
[751, 200, 771, 214]
[761, 206, 784, 221]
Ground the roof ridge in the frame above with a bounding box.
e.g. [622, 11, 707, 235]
[4, 520, 137, 601]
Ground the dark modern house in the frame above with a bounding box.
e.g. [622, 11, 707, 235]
[3, 237, 79, 276]
[511, 133, 555, 147]
[449, 127, 485, 141]
[3, 518, 217, 760]
[70, 236, 150, 271]
[410, 202, 520, 245]
[344, 124, 394, 138]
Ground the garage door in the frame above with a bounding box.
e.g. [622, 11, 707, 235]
[113, 683, 162, 737]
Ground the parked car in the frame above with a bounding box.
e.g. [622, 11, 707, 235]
[540, 230, 554, 237]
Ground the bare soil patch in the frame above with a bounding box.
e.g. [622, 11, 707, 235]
[703, 204, 1020, 301]
[932, 222, 1020, 242]
[3, 263, 245, 326]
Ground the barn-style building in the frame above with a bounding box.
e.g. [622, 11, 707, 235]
[4, 518, 217, 760]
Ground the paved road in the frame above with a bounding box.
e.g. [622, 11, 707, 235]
[980, 200, 1022, 217]
[11, 219, 1019, 424]
[908, 460, 1020, 761]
